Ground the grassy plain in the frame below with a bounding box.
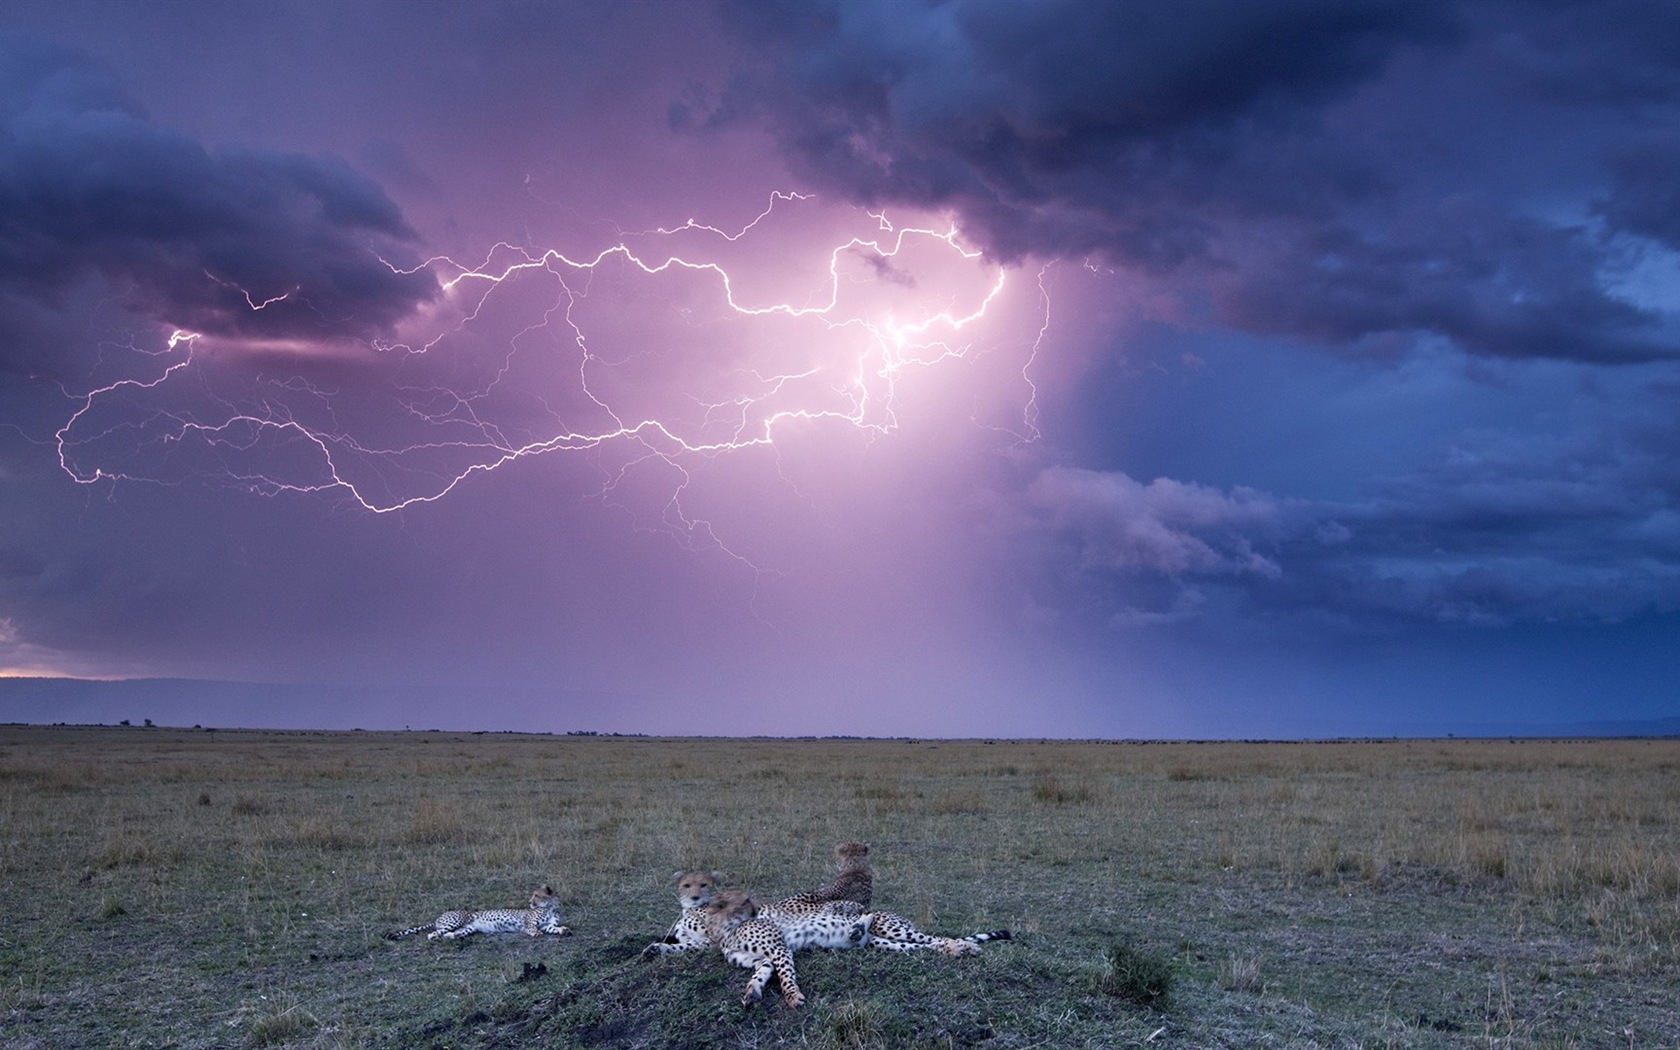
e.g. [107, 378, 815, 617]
[1, 725, 1677, 1048]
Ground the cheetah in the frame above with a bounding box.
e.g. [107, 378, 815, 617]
[774, 841, 1007, 954]
[755, 896, 873, 952]
[643, 869, 720, 956]
[644, 868, 872, 955]
[697, 889, 805, 1009]
[777, 841, 872, 909]
[385, 884, 570, 941]
[646, 856, 1008, 959]
[766, 894, 1008, 955]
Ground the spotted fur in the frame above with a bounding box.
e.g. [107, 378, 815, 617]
[766, 893, 1008, 955]
[697, 889, 805, 1009]
[385, 884, 570, 941]
[756, 897, 873, 951]
[863, 912, 1012, 955]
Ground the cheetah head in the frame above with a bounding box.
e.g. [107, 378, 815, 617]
[528, 884, 559, 908]
[698, 888, 758, 939]
[833, 842, 871, 870]
[672, 870, 722, 910]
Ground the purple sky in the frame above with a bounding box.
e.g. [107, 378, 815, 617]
[2, 0, 1678, 737]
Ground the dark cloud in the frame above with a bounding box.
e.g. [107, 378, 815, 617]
[1599, 137, 1680, 250]
[1024, 376, 1680, 632]
[1028, 466, 1282, 579]
[1216, 203, 1667, 362]
[709, 0, 1679, 363]
[708, 0, 1454, 263]
[1496, 0, 1680, 111]
[0, 37, 437, 357]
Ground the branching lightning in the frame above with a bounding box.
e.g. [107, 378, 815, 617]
[53, 194, 1048, 559]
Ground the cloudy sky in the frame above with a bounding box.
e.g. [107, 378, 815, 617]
[2, 0, 1678, 737]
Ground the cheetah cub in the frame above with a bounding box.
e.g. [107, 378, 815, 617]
[385, 884, 571, 941]
[776, 842, 1011, 955]
[643, 869, 721, 955]
[779, 841, 873, 909]
[697, 889, 805, 1010]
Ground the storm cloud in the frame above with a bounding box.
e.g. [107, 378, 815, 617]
[0, 1, 1677, 738]
[708, 0, 1680, 363]
[0, 37, 437, 361]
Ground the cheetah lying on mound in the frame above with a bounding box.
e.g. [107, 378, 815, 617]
[644, 868, 875, 954]
[645, 854, 1009, 958]
[697, 889, 808, 1009]
[385, 884, 571, 941]
[773, 840, 1010, 954]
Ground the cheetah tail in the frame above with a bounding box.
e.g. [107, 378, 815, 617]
[966, 929, 1012, 944]
[384, 924, 432, 940]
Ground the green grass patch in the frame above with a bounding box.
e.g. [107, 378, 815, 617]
[2, 726, 1678, 1048]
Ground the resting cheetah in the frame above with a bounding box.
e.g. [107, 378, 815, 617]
[648, 859, 1007, 957]
[697, 889, 805, 1009]
[774, 841, 1007, 954]
[767, 894, 1008, 955]
[385, 884, 570, 941]
[644, 868, 873, 955]
[756, 897, 873, 951]
[778, 841, 872, 909]
[643, 869, 720, 955]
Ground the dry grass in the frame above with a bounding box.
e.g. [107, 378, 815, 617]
[1, 726, 1678, 1048]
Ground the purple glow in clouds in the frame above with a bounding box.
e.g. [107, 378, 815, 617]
[54, 194, 1043, 554]
[2, 1, 1679, 738]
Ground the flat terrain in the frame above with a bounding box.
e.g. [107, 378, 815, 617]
[1, 726, 1677, 1048]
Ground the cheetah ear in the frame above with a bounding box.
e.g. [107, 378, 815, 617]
[671, 870, 684, 881]
[712, 870, 726, 881]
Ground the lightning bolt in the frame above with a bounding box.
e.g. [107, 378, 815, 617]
[53, 194, 1050, 564]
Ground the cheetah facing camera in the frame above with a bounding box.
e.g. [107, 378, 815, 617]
[643, 869, 722, 956]
[697, 889, 806, 1010]
[385, 884, 571, 941]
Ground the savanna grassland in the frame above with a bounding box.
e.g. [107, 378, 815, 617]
[1, 726, 1677, 1049]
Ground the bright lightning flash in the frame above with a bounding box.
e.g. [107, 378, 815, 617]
[54, 194, 1048, 560]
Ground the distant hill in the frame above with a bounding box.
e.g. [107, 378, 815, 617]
[0, 677, 358, 730]
[2, 676, 1677, 738]
[1498, 715, 1680, 738]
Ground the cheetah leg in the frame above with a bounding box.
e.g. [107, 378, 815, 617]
[773, 958, 805, 1008]
[868, 933, 982, 954]
[865, 911, 985, 954]
[740, 959, 775, 1008]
